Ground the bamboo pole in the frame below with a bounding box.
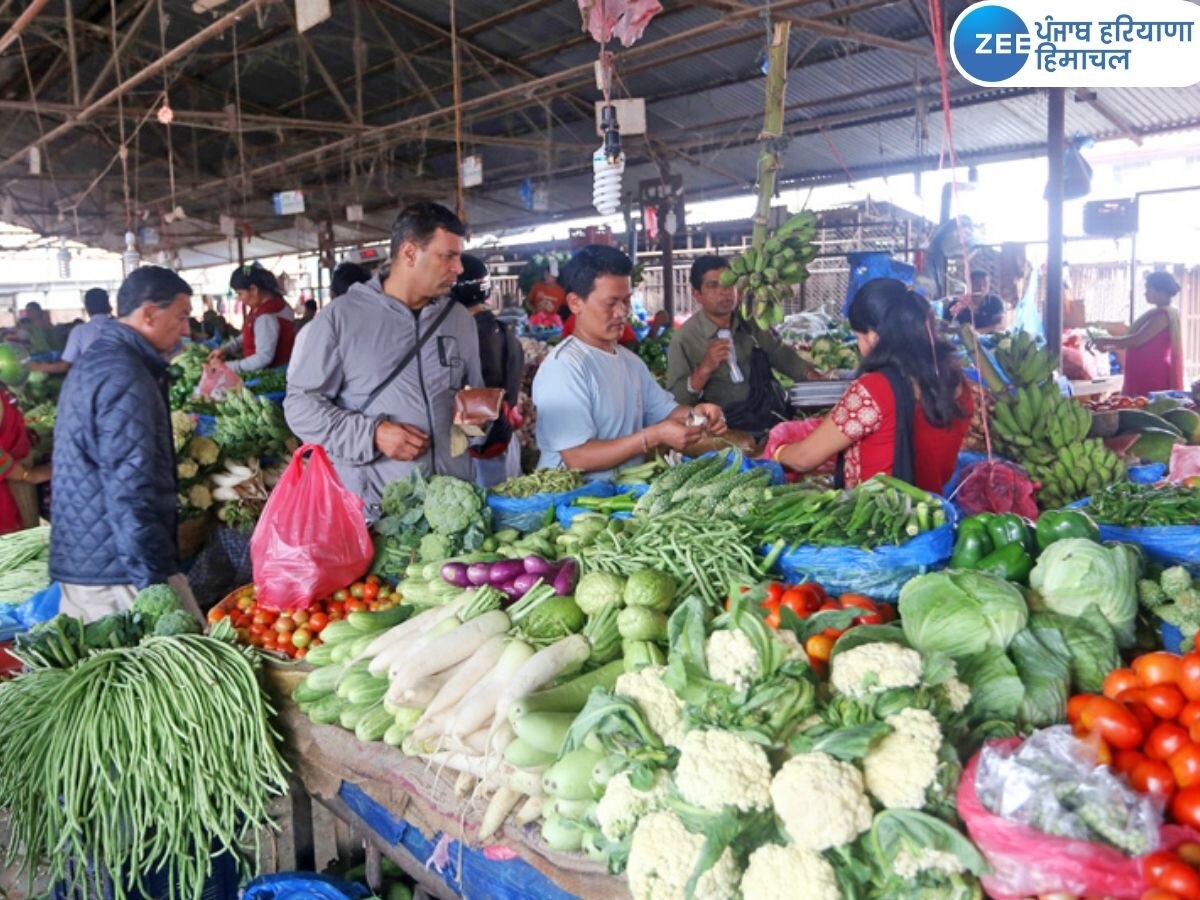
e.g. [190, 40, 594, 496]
[751, 21, 791, 251]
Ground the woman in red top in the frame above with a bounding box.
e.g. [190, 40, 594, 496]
[1095, 271, 1184, 397]
[774, 279, 972, 493]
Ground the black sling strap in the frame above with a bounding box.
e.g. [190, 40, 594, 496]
[360, 300, 456, 413]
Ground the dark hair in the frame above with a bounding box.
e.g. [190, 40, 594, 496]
[117, 265, 192, 317]
[452, 255, 490, 307]
[389, 202, 466, 258]
[1146, 271, 1180, 298]
[970, 270, 989, 287]
[24, 302, 42, 314]
[848, 278, 965, 429]
[560, 245, 633, 301]
[690, 255, 728, 292]
[229, 262, 283, 297]
[330, 262, 370, 298]
[83, 288, 111, 316]
[303, 299, 318, 314]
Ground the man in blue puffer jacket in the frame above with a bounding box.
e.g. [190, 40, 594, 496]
[50, 266, 202, 622]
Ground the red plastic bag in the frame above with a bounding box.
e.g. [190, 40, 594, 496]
[760, 418, 836, 481]
[957, 740, 1200, 899]
[954, 459, 1039, 520]
[1169, 444, 1200, 483]
[198, 361, 243, 401]
[250, 444, 374, 611]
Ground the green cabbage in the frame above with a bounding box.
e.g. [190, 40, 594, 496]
[1008, 628, 1070, 728]
[1029, 539, 1138, 647]
[959, 647, 1023, 721]
[1029, 606, 1120, 694]
[898, 571, 1028, 660]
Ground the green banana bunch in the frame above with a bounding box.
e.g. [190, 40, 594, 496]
[720, 211, 820, 328]
[993, 331, 1056, 388]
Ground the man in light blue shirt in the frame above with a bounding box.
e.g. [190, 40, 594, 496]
[29, 288, 113, 375]
[533, 245, 726, 481]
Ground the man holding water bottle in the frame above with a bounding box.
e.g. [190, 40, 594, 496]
[667, 256, 814, 438]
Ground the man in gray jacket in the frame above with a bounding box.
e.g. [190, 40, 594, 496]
[285, 202, 482, 519]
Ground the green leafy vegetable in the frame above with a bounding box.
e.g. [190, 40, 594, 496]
[1009, 628, 1070, 728]
[899, 571, 1028, 659]
[1028, 538, 1138, 647]
[959, 647, 1023, 722]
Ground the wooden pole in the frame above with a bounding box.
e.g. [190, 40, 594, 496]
[1046, 87, 1065, 368]
[449, 0, 465, 221]
[0, 0, 52, 55]
[751, 21, 790, 252]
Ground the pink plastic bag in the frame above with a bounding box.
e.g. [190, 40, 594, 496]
[250, 444, 374, 611]
[759, 418, 835, 481]
[197, 361, 243, 401]
[1169, 444, 1200, 483]
[957, 740, 1200, 899]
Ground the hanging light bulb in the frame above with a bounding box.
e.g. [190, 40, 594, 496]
[592, 105, 625, 217]
[56, 237, 71, 279]
[122, 231, 140, 277]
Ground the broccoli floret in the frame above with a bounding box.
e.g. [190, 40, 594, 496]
[424, 475, 487, 535]
[418, 531, 458, 562]
[84, 611, 143, 650]
[381, 470, 428, 518]
[1139, 578, 1169, 610]
[153, 609, 202, 637]
[133, 584, 182, 629]
[1162, 566, 1193, 601]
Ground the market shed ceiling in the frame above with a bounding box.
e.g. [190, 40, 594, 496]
[1, 0, 1198, 268]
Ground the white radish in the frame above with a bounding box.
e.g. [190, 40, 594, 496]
[479, 786, 523, 841]
[364, 593, 471, 663]
[370, 612, 465, 676]
[515, 796, 544, 827]
[454, 771, 477, 797]
[464, 722, 513, 757]
[387, 610, 511, 687]
[416, 752, 547, 797]
[492, 634, 591, 729]
[422, 634, 507, 720]
[385, 667, 451, 708]
[441, 640, 535, 740]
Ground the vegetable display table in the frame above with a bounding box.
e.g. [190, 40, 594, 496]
[273, 699, 627, 900]
[1070, 375, 1125, 399]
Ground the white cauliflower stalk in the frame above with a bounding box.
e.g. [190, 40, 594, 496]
[770, 752, 872, 851]
[626, 811, 739, 900]
[740, 843, 840, 900]
[893, 847, 966, 881]
[863, 708, 943, 810]
[595, 770, 667, 842]
[615, 665, 685, 747]
[705, 629, 760, 692]
[830, 642, 923, 698]
[674, 729, 771, 813]
[941, 675, 971, 714]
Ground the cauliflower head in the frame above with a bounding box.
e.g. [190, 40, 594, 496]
[674, 728, 771, 813]
[893, 847, 966, 881]
[771, 752, 872, 851]
[171, 410, 195, 451]
[187, 484, 213, 510]
[739, 844, 840, 900]
[830, 642, 923, 699]
[863, 708, 943, 810]
[705, 629, 760, 692]
[615, 665, 685, 747]
[626, 811, 739, 900]
[940, 676, 971, 714]
[595, 770, 667, 842]
[187, 436, 220, 466]
[772, 628, 807, 664]
[176, 459, 199, 480]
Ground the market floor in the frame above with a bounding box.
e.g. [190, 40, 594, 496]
[0, 809, 49, 899]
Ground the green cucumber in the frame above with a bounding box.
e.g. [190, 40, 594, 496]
[348, 604, 411, 632]
[504, 738, 557, 770]
[540, 814, 583, 852]
[319, 619, 360, 646]
[290, 682, 330, 706]
[303, 643, 336, 667]
[551, 797, 596, 822]
[511, 711, 577, 756]
[346, 677, 389, 706]
[355, 706, 395, 742]
[339, 701, 375, 731]
[305, 694, 343, 725]
[508, 659, 625, 720]
[543, 747, 605, 801]
[383, 722, 409, 746]
[302, 662, 347, 694]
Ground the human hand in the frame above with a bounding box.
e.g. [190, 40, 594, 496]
[693, 403, 727, 436]
[27, 464, 51, 485]
[700, 337, 733, 375]
[375, 421, 430, 461]
[206, 348, 225, 365]
[650, 419, 706, 452]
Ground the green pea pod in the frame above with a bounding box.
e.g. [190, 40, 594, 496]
[975, 542, 1034, 585]
[1035, 509, 1100, 550]
[949, 516, 994, 569]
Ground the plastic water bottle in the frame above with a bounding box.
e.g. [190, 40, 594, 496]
[717, 329, 745, 384]
[592, 145, 624, 216]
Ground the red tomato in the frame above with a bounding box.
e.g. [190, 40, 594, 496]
[805, 634, 834, 663]
[275, 630, 293, 649]
[345, 599, 368, 613]
[1175, 787, 1200, 828]
[236, 593, 254, 612]
[779, 588, 811, 619]
[273, 617, 296, 634]
[1104, 667, 1142, 700]
[291, 628, 312, 649]
[363, 581, 380, 602]
[1136, 652, 1184, 688]
[248, 622, 266, 638]
[1147, 685, 1189, 721]
[206, 607, 228, 624]
[1143, 889, 1186, 900]
[332, 589, 349, 602]
[1115, 749, 1148, 775]
[307, 611, 329, 633]
[1132, 759, 1177, 801]
[1067, 693, 1096, 725]
[366, 574, 380, 586]
[876, 602, 897, 623]
[326, 600, 345, 618]
[291, 610, 310, 627]
[294, 647, 308, 660]
[1148, 723, 1192, 762]
[1130, 702, 1161, 734]
[1177, 842, 1200, 868]
[1156, 861, 1200, 899]
[1144, 849, 1181, 884]
[1180, 702, 1200, 730]
[1181, 654, 1200, 701]
[349, 582, 366, 599]
[260, 633, 278, 651]
[1170, 745, 1200, 789]
[1079, 696, 1146, 750]
[762, 597, 782, 629]
[766, 582, 786, 605]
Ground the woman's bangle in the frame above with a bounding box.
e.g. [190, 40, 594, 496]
[772, 444, 787, 465]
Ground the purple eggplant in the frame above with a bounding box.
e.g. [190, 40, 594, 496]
[496, 581, 523, 602]
[466, 562, 493, 587]
[552, 559, 578, 596]
[511, 573, 543, 596]
[522, 555, 558, 578]
[487, 559, 527, 586]
[440, 562, 471, 589]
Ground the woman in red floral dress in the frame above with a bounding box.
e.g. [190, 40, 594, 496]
[773, 279, 971, 493]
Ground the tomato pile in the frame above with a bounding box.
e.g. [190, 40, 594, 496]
[1082, 395, 1149, 412]
[729, 582, 894, 673]
[206, 575, 401, 659]
[1143, 843, 1200, 900]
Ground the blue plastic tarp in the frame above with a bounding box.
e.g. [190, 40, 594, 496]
[0, 582, 60, 642]
[243, 874, 371, 900]
[489, 481, 615, 534]
[1072, 497, 1200, 572]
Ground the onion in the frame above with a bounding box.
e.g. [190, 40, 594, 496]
[440, 562, 471, 589]
[522, 555, 558, 577]
[466, 563, 493, 587]
[487, 559, 526, 586]
[551, 559, 577, 596]
[511, 573, 542, 596]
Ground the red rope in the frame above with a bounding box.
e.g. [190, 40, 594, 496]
[819, 126, 855, 185]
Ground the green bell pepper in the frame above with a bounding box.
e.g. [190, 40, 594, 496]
[950, 516, 995, 569]
[976, 542, 1034, 584]
[1035, 509, 1101, 550]
[986, 514, 1035, 554]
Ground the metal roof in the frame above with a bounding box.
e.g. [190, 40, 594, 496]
[1, 0, 1198, 269]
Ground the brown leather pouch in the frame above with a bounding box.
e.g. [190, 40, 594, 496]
[454, 388, 505, 428]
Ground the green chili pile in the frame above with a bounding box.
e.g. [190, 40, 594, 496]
[1086, 481, 1200, 527]
[0, 629, 288, 900]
